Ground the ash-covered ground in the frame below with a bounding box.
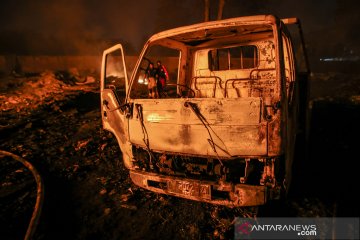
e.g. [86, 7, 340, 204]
[0, 70, 359, 239]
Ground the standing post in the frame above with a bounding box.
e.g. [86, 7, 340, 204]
[204, 0, 210, 21]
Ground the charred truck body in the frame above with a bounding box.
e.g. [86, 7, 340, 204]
[100, 15, 308, 207]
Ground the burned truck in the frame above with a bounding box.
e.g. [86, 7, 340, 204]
[100, 15, 309, 206]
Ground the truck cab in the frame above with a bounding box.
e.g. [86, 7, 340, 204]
[100, 15, 308, 206]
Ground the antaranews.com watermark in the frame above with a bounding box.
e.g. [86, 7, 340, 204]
[234, 217, 359, 239]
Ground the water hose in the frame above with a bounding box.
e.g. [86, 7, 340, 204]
[0, 150, 44, 240]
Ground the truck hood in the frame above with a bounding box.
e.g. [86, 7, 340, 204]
[128, 98, 267, 157]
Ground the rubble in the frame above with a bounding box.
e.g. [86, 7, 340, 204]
[119, 204, 137, 211]
[0, 70, 98, 117]
[0, 72, 358, 239]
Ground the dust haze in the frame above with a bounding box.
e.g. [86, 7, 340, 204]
[1, 0, 358, 63]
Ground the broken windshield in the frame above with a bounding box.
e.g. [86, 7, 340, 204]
[130, 44, 181, 99]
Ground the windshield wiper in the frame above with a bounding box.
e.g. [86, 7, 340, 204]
[184, 101, 231, 165]
[135, 104, 157, 170]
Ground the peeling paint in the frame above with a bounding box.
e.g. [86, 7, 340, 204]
[100, 15, 307, 207]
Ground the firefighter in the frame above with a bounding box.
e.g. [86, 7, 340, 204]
[156, 60, 169, 98]
[145, 62, 158, 98]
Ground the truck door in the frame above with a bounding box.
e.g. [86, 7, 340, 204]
[100, 44, 130, 148]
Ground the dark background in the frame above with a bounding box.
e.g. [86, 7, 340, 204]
[0, 1, 359, 239]
[0, 0, 359, 73]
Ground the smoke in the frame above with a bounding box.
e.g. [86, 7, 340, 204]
[0, 0, 358, 63]
[221, 0, 359, 71]
[0, 0, 157, 55]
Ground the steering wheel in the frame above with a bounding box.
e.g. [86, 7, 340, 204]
[165, 83, 195, 98]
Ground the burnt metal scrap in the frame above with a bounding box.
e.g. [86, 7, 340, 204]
[100, 15, 309, 207]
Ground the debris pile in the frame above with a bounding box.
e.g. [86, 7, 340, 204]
[1, 71, 355, 239]
[0, 69, 98, 114]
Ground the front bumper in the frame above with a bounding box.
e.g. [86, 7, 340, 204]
[130, 170, 267, 207]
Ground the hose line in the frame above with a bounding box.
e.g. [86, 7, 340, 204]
[0, 150, 44, 240]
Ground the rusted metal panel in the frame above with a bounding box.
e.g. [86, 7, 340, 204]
[102, 89, 134, 168]
[100, 14, 306, 206]
[102, 90, 127, 143]
[267, 115, 282, 156]
[136, 98, 261, 125]
[129, 123, 267, 156]
[167, 180, 211, 200]
[148, 15, 277, 42]
[128, 98, 267, 156]
[130, 170, 266, 207]
[234, 184, 266, 206]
